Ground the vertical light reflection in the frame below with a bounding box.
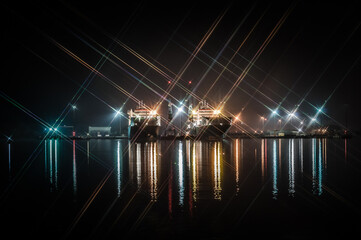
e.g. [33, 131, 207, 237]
[178, 141, 184, 206]
[312, 138, 323, 195]
[192, 142, 198, 202]
[288, 139, 295, 196]
[235, 139, 239, 193]
[199, 141, 203, 176]
[55, 139, 58, 191]
[186, 140, 191, 170]
[155, 141, 160, 200]
[150, 142, 158, 201]
[213, 142, 222, 200]
[136, 143, 142, 189]
[318, 139, 323, 196]
[312, 138, 316, 194]
[187, 141, 192, 216]
[116, 140, 122, 198]
[278, 139, 282, 171]
[50, 139, 53, 191]
[73, 140, 77, 197]
[272, 140, 278, 199]
[298, 138, 303, 173]
[8, 143, 11, 179]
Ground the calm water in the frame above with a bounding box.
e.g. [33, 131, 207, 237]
[1, 137, 361, 239]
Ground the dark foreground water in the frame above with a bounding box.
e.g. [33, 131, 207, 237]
[1, 137, 361, 239]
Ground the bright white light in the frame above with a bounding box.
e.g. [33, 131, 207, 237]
[49, 128, 53, 131]
[72, 105, 77, 110]
[178, 142, 184, 205]
[272, 110, 278, 115]
[311, 118, 316, 122]
[177, 105, 184, 114]
[150, 110, 157, 116]
[192, 110, 197, 115]
[54, 128, 58, 131]
[213, 110, 220, 115]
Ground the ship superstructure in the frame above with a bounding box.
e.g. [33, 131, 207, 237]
[187, 100, 232, 139]
[128, 101, 160, 140]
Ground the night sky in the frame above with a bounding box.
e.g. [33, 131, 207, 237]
[2, 1, 361, 138]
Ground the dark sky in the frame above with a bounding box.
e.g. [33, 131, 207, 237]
[1, 1, 361, 137]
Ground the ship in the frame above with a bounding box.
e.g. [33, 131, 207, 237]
[187, 100, 232, 139]
[127, 101, 161, 140]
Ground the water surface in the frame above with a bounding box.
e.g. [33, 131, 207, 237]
[1, 137, 361, 239]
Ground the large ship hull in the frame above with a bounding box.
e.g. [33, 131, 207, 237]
[128, 125, 160, 141]
[192, 123, 231, 140]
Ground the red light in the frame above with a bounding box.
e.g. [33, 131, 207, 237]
[188, 81, 192, 84]
[168, 81, 171, 84]
[72, 131, 76, 137]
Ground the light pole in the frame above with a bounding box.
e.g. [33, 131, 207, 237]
[177, 103, 184, 136]
[288, 111, 296, 130]
[115, 108, 123, 136]
[260, 116, 266, 132]
[317, 107, 323, 126]
[71, 104, 77, 131]
[278, 119, 282, 130]
[271, 109, 278, 130]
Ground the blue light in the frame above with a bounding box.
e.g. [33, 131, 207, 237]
[116, 107, 122, 115]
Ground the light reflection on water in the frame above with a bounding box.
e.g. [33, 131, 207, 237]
[213, 141, 222, 200]
[44, 139, 59, 192]
[40, 138, 333, 200]
[8, 143, 11, 178]
[178, 141, 184, 205]
[116, 140, 122, 198]
[72, 140, 77, 197]
[38, 138, 339, 202]
[3, 137, 360, 238]
[272, 139, 278, 199]
[288, 139, 295, 196]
